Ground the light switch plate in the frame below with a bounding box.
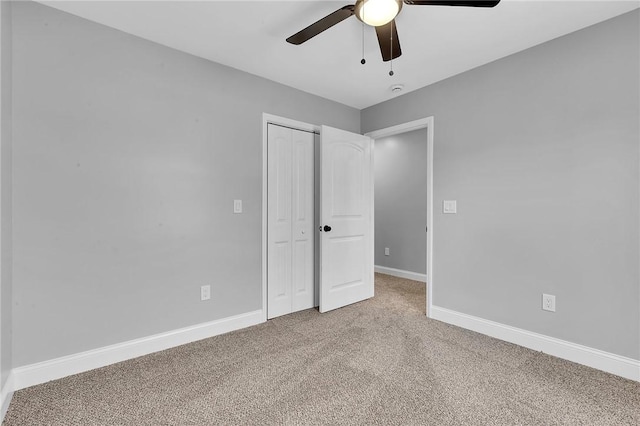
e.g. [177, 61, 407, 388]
[443, 200, 457, 214]
[233, 199, 242, 214]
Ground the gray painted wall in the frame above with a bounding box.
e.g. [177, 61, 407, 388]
[12, 2, 360, 366]
[374, 129, 427, 274]
[362, 10, 640, 360]
[0, 0, 12, 388]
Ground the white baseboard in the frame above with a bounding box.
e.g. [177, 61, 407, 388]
[375, 265, 427, 283]
[12, 309, 264, 391]
[0, 372, 14, 422]
[431, 306, 640, 382]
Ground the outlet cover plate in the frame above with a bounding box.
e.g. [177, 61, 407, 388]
[542, 294, 556, 312]
[201, 285, 211, 301]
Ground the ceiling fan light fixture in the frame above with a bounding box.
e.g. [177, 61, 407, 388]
[355, 0, 403, 27]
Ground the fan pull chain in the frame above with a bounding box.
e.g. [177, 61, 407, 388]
[361, 21, 366, 65]
[389, 21, 394, 76]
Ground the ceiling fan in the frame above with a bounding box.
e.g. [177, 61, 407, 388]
[286, 0, 501, 62]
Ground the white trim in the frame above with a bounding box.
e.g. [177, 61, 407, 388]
[375, 265, 426, 283]
[12, 309, 264, 391]
[431, 306, 640, 382]
[262, 113, 320, 320]
[365, 116, 434, 318]
[365, 117, 433, 140]
[425, 119, 434, 317]
[263, 113, 320, 135]
[0, 372, 14, 422]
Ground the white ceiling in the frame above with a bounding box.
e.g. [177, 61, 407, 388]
[39, 0, 639, 109]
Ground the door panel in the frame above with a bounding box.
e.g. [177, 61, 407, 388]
[273, 242, 291, 297]
[268, 125, 293, 318]
[319, 125, 373, 313]
[292, 130, 315, 312]
[331, 144, 364, 217]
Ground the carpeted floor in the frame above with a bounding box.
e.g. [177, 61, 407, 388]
[4, 273, 639, 425]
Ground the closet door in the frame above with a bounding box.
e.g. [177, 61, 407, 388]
[267, 124, 314, 319]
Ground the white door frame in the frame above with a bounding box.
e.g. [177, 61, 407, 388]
[365, 117, 434, 318]
[262, 113, 320, 321]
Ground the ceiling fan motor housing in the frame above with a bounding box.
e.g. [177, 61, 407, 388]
[354, 0, 404, 27]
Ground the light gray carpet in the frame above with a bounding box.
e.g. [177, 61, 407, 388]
[4, 273, 639, 425]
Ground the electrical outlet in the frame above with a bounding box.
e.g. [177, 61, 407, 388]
[233, 199, 242, 214]
[201, 285, 211, 301]
[542, 294, 555, 312]
[384, 247, 390, 256]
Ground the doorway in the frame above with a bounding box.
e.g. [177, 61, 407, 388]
[262, 114, 375, 319]
[365, 117, 434, 317]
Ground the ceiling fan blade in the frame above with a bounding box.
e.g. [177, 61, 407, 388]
[375, 20, 402, 62]
[286, 5, 355, 45]
[404, 1, 500, 7]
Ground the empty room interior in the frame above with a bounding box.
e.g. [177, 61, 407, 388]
[0, 0, 639, 424]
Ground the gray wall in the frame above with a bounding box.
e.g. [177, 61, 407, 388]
[0, 0, 12, 388]
[12, 2, 360, 367]
[362, 10, 640, 360]
[374, 129, 427, 274]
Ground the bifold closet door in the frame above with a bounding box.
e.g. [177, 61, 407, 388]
[267, 124, 315, 319]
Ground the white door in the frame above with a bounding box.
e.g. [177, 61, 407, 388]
[267, 124, 315, 319]
[319, 125, 374, 313]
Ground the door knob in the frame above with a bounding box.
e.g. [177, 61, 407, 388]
[323, 225, 332, 232]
